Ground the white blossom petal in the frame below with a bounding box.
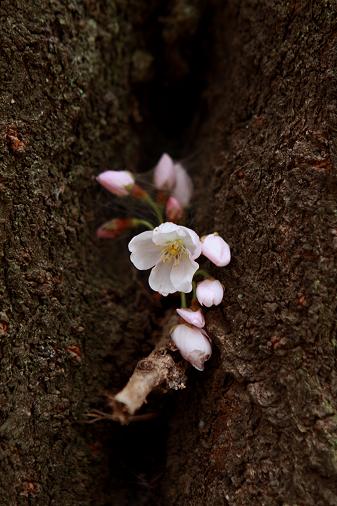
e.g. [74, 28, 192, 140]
[128, 230, 154, 251]
[170, 256, 199, 293]
[152, 223, 201, 260]
[128, 231, 161, 270]
[149, 261, 175, 296]
[179, 226, 201, 259]
[152, 222, 182, 245]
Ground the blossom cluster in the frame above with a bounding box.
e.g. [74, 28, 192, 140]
[96, 154, 231, 372]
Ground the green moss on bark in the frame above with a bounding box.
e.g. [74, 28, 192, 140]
[0, 1, 156, 504]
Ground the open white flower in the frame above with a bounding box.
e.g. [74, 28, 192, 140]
[128, 222, 201, 295]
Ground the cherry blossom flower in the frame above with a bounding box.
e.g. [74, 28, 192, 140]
[172, 163, 193, 207]
[97, 170, 135, 196]
[176, 307, 205, 328]
[201, 233, 231, 267]
[153, 153, 176, 190]
[128, 222, 201, 295]
[166, 196, 183, 221]
[196, 279, 223, 307]
[171, 324, 212, 371]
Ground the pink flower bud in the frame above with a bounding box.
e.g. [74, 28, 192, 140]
[166, 196, 183, 221]
[96, 218, 134, 239]
[201, 233, 231, 267]
[171, 324, 212, 371]
[176, 308, 205, 328]
[96, 170, 135, 196]
[196, 279, 223, 307]
[96, 228, 117, 239]
[153, 153, 176, 190]
[172, 163, 193, 207]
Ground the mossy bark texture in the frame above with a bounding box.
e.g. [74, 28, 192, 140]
[0, 1, 154, 504]
[1, 1, 337, 505]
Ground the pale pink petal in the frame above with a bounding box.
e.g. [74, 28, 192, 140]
[154, 153, 176, 190]
[201, 233, 231, 267]
[172, 163, 193, 207]
[196, 279, 224, 307]
[149, 261, 175, 296]
[176, 308, 205, 328]
[171, 324, 212, 371]
[170, 256, 199, 293]
[97, 170, 134, 196]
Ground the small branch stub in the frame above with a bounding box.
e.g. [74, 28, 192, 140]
[88, 315, 187, 425]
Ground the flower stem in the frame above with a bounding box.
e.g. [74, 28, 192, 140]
[192, 281, 197, 300]
[143, 194, 164, 224]
[195, 269, 210, 279]
[180, 292, 187, 308]
[133, 218, 155, 230]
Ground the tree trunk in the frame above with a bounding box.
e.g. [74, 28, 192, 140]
[0, 1, 157, 504]
[1, 1, 337, 505]
[163, 1, 337, 505]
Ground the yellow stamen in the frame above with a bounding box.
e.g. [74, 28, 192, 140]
[161, 239, 187, 265]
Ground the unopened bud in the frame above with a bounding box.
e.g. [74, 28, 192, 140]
[176, 307, 205, 328]
[196, 279, 224, 307]
[171, 324, 212, 371]
[172, 163, 193, 207]
[154, 153, 176, 190]
[97, 170, 135, 196]
[96, 218, 135, 239]
[166, 196, 183, 221]
[201, 233, 231, 267]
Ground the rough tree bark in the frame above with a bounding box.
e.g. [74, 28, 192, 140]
[0, 1, 159, 504]
[163, 1, 337, 505]
[1, 0, 337, 505]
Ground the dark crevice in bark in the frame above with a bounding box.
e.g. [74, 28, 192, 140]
[82, 3, 222, 504]
[131, 0, 218, 168]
